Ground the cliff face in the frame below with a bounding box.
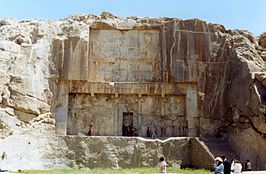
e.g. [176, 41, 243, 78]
[0, 12, 266, 169]
[162, 19, 266, 169]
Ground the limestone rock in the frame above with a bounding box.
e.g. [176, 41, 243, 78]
[0, 120, 12, 139]
[261, 51, 266, 59]
[0, 18, 17, 26]
[0, 13, 266, 170]
[31, 113, 55, 125]
[259, 32, 266, 48]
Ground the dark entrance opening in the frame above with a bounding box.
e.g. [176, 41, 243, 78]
[122, 112, 134, 136]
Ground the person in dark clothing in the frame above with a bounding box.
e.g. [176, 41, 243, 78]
[146, 126, 151, 137]
[128, 126, 134, 136]
[88, 124, 93, 136]
[221, 154, 230, 174]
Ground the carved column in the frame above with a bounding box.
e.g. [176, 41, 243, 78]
[138, 98, 144, 136]
[160, 98, 167, 137]
[55, 80, 69, 135]
[114, 100, 120, 135]
[186, 87, 198, 137]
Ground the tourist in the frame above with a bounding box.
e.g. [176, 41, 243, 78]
[151, 126, 157, 139]
[0, 152, 7, 172]
[88, 124, 93, 136]
[214, 157, 224, 174]
[123, 125, 128, 136]
[245, 160, 252, 171]
[220, 154, 230, 174]
[157, 157, 167, 174]
[133, 127, 138, 136]
[146, 126, 151, 137]
[128, 126, 133, 136]
[231, 159, 242, 174]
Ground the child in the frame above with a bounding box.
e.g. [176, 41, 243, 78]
[158, 157, 167, 174]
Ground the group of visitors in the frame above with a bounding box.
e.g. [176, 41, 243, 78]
[214, 154, 252, 174]
[122, 125, 138, 136]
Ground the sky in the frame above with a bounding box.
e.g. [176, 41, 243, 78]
[0, 0, 265, 36]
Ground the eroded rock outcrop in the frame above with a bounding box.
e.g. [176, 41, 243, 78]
[0, 120, 11, 139]
[0, 12, 266, 170]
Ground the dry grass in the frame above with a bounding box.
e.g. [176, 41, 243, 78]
[20, 167, 212, 174]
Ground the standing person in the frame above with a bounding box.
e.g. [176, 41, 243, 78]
[221, 154, 230, 174]
[231, 159, 242, 174]
[88, 124, 93, 136]
[157, 157, 167, 174]
[245, 160, 252, 171]
[214, 157, 224, 174]
[151, 126, 157, 139]
[0, 152, 7, 172]
[146, 126, 151, 137]
[128, 125, 134, 136]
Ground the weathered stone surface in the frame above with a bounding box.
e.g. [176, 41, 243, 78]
[0, 18, 17, 26]
[189, 138, 214, 169]
[0, 121, 213, 171]
[0, 120, 12, 139]
[67, 94, 186, 137]
[0, 12, 266, 170]
[259, 32, 266, 48]
[63, 136, 191, 168]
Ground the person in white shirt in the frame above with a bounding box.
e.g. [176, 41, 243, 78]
[231, 159, 242, 174]
[245, 160, 252, 171]
[158, 157, 167, 174]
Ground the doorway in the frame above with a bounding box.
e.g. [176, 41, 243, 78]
[122, 112, 134, 136]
